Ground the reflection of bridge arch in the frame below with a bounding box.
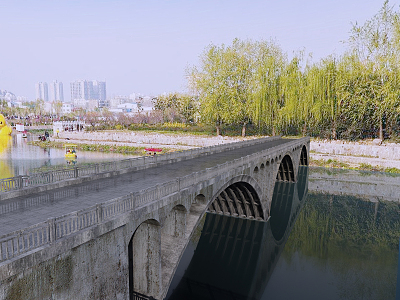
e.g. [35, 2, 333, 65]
[207, 176, 264, 220]
[297, 166, 309, 201]
[300, 145, 308, 166]
[270, 181, 295, 242]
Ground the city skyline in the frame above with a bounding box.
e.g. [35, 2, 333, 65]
[0, 0, 388, 100]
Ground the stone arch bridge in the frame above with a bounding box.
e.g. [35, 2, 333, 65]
[0, 136, 309, 300]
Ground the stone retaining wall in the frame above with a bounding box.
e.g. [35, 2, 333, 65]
[58, 131, 256, 147]
[311, 140, 400, 160]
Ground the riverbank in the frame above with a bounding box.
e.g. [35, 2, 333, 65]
[47, 131, 400, 172]
[54, 130, 254, 149]
[310, 139, 400, 171]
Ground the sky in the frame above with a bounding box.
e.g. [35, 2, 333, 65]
[0, 0, 389, 101]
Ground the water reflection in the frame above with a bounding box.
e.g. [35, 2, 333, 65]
[0, 133, 136, 179]
[0, 135, 13, 179]
[166, 167, 308, 300]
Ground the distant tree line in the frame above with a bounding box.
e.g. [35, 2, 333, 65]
[154, 1, 400, 140]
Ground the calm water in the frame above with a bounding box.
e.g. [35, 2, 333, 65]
[166, 166, 400, 300]
[0, 133, 136, 179]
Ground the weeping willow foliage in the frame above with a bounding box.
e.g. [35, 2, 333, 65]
[188, 1, 400, 139]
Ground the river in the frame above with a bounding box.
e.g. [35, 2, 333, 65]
[165, 166, 400, 300]
[0, 133, 136, 179]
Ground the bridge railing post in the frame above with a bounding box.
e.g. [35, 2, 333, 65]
[17, 175, 24, 189]
[130, 192, 136, 211]
[48, 217, 56, 244]
[74, 167, 79, 178]
[96, 204, 103, 223]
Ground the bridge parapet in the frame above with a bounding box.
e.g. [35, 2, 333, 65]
[0, 136, 283, 201]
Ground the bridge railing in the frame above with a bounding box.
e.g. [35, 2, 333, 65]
[54, 206, 97, 239]
[0, 221, 49, 262]
[0, 137, 308, 263]
[0, 176, 23, 192]
[0, 136, 282, 194]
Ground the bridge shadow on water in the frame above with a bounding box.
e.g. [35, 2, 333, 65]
[164, 166, 309, 300]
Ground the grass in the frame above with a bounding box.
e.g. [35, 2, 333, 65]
[28, 140, 174, 155]
[310, 158, 400, 174]
[310, 158, 350, 169]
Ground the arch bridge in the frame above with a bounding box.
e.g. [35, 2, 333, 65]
[0, 136, 309, 300]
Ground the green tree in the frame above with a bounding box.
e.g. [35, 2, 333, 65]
[188, 43, 233, 135]
[348, 0, 400, 140]
[249, 40, 286, 135]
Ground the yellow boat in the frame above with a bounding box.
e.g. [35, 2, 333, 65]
[64, 144, 78, 159]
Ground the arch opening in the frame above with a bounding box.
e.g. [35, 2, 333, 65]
[128, 219, 161, 299]
[276, 155, 295, 182]
[195, 194, 206, 204]
[208, 182, 264, 220]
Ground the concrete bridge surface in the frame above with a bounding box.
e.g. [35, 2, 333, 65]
[0, 136, 309, 300]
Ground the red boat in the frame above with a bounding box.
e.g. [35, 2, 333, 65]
[145, 148, 163, 155]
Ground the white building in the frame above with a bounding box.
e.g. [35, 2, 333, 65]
[62, 103, 72, 114]
[44, 102, 54, 113]
[72, 98, 98, 111]
[50, 80, 64, 102]
[35, 82, 49, 102]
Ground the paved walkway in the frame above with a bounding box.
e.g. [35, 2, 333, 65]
[0, 138, 293, 236]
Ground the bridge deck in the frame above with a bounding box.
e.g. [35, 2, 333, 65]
[0, 138, 294, 237]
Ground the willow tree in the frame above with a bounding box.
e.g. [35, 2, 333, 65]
[317, 56, 340, 139]
[220, 39, 254, 136]
[348, 0, 400, 140]
[189, 39, 254, 136]
[188, 44, 230, 135]
[152, 92, 198, 123]
[250, 40, 286, 135]
[279, 54, 308, 135]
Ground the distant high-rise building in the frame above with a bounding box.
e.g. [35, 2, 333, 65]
[70, 80, 92, 102]
[35, 82, 48, 102]
[70, 80, 106, 107]
[50, 80, 64, 102]
[92, 80, 107, 107]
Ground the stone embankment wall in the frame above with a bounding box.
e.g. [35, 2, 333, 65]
[310, 140, 400, 168]
[58, 131, 253, 149]
[311, 140, 400, 159]
[309, 168, 400, 202]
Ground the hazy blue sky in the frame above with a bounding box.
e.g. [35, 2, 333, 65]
[0, 0, 387, 101]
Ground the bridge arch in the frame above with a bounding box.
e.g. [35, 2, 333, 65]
[128, 219, 162, 299]
[207, 175, 264, 220]
[276, 154, 295, 182]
